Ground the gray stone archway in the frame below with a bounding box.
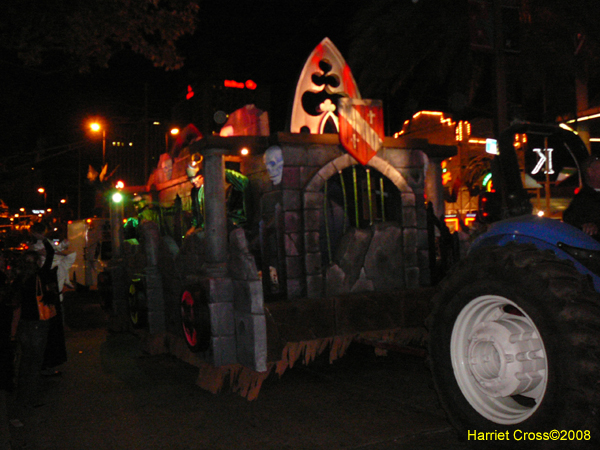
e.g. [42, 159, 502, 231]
[302, 153, 424, 299]
[305, 154, 414, 195]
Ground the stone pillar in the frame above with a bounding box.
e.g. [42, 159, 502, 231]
[107, 263, 129, 331]
[203, 148, 228, 276]
[424, 157, 445, 220]
[139, 221, 165, 334]
[107, 198, 129, 330]
[201, 147, 236, 366]
[109, 197, 124, 258]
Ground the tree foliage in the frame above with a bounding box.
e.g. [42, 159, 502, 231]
[518, 0, 600, 117]
[0, 0, 199, 72]
[348, 0, 475, 120]
[347, 0, 600, 124]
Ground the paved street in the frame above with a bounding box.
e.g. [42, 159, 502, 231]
[9, 290, 472, 450]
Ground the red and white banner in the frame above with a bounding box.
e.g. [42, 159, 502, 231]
[338, 98, 384, 165]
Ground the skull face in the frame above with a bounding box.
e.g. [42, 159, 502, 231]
[264, 146, 284, 185]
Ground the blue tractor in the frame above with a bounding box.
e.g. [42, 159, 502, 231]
[428, 122, 600, 444]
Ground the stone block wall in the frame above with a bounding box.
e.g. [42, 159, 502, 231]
[246, 141, 431, 301]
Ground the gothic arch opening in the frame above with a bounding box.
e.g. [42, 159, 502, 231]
[304, 154, 418, 297]
[320, 165, 403, 266]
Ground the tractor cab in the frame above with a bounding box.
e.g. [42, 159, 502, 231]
[472, 122, 600, 290]
[478, 121, 590, 223]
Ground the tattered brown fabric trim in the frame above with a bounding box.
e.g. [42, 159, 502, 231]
[195, 329, 426, 400]
[195, 334, 358, 400]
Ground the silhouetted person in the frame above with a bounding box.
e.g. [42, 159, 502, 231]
[564, 155, 600, 239]
[0, 253, 16, 450]
[12, 234, 58, 422]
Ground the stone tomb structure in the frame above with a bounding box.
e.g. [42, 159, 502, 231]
[113, 38, 456, 397]
[113, 130, 454, 398]
[249, 134, 432, 299]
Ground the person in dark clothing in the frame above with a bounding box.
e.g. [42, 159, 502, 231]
[1, 254, 15, 389]
[12, 236, 58, 419]
[563, 155, 600, 239]
[1, 253, 16, 449]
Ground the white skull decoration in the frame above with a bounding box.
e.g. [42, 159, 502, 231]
[264, 145, 284, 185]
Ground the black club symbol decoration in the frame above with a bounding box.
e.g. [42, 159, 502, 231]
[301, 59, 346, 117]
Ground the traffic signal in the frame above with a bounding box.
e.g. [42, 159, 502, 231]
[112, 192, 123, 203]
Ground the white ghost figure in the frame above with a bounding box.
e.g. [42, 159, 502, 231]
[264, 145, 284, 185]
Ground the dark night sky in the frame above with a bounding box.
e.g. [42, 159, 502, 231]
[4, 0, 578, 213]
[1, 0, 359, 139]
[0, 0, 361, 212]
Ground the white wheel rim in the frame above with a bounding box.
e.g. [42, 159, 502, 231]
[450, 295, 548, 424]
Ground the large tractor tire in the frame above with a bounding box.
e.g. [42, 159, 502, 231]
[128, 276, 148, 329]
[180, 285, 211, 353]
[428, 243, 600, 447]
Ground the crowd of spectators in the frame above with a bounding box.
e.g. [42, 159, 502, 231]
[0, 221, 74, 450]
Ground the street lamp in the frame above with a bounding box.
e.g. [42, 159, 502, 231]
[165, 127, 179, 153]
[90, 121, 107, 165]
[38, 187, 47, 207]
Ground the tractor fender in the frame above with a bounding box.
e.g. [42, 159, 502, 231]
[471, 215, 600, 252]
[471, 215, 600, 291]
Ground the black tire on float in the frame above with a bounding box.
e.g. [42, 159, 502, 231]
[427, 243, 600, 448]
[128, 276, 147, 328]
[180, 285, 211, 353]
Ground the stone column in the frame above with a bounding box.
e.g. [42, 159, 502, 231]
[109, 198, 124, 258]
[202, 147, 236, 366]
[203, 148, 228, 276]
[425, 157, 445, 219]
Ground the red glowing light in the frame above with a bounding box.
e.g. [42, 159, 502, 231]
[224, 79, 245, 89]
[224, 79, 257, 90]
[186, 85, 194, 100]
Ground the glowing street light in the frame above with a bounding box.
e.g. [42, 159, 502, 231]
[165, 127, 180, 152]
[38, 187, 47, 206]
[90, 121, 107, 164]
